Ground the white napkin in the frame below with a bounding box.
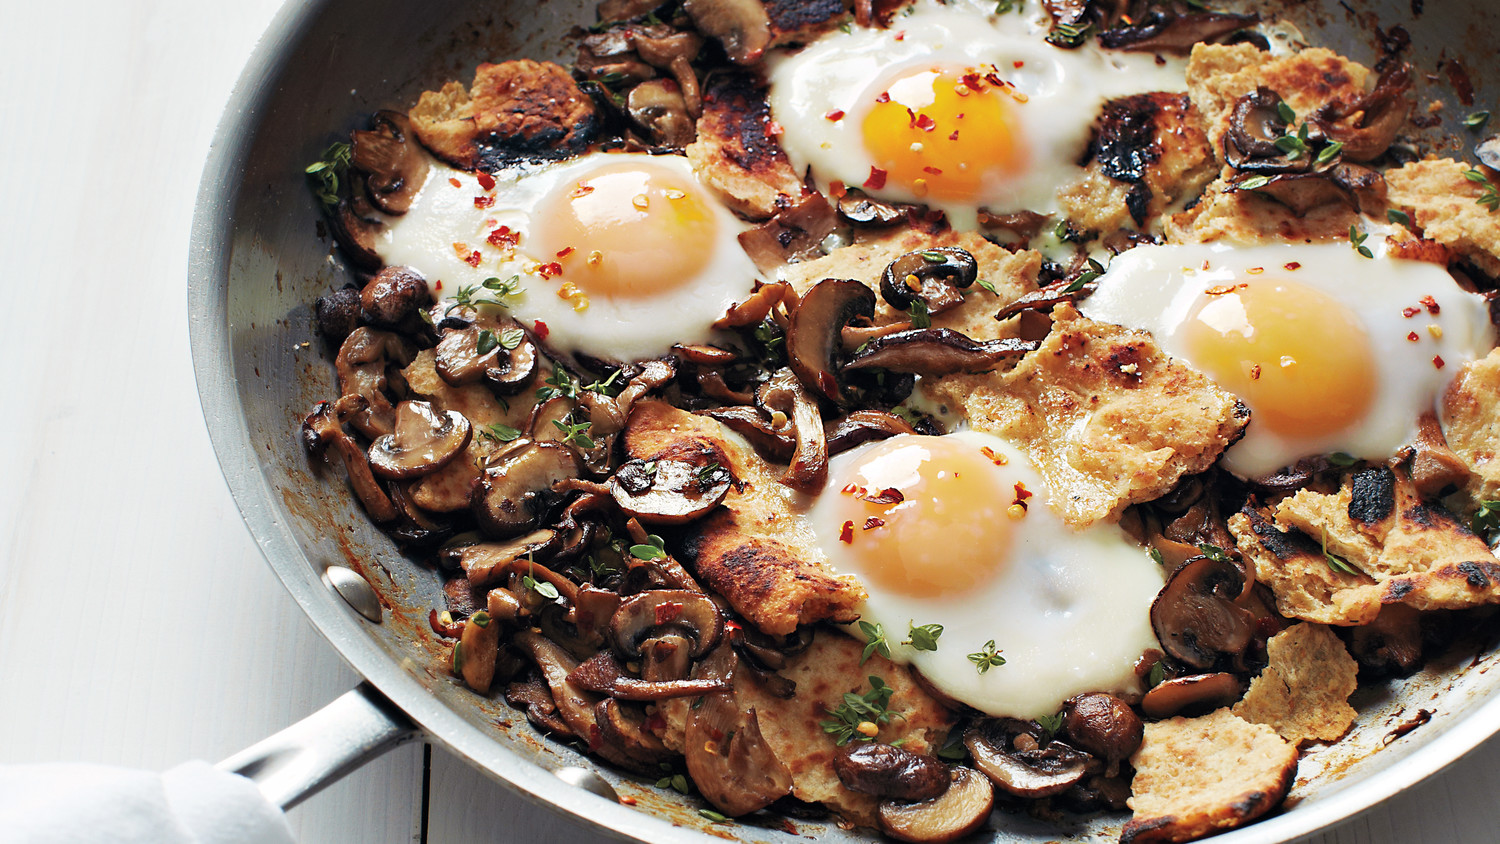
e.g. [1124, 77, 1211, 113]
[0, 760, 296, 844]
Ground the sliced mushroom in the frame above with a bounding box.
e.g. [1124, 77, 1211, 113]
[825, 410, 919, 455]
[627, 79, 696, 148]
[978, 209, 1048, 240]
[964, 720, 1097, 798]
[368, 401, 471, 479]
[471, 442, 582, 538]
[846, 329, 1039, 377]
[877, 767, 994, 844]
[1478, 135, 1500, 171]
[359, 266, 430, 328]
[456, 601, 501, 694]
[640, 632, 694, 682]
[513, 630, 647, 772]
[594, 698, 674, 764]
[714, 281, 796, 329]
[1098, 10, 1259, 54]
[1238, 163, 1386, 215]
[350, 110, 429, 215]
[683, 0, 772, 65]
[610, 458, 732, 524]
[671, 343, 739, 366]
[568, 649, 729, 699]
[1348, 604, 1423, 675]
[334, 327, 415, 440]
[757, 369, 829, 491]
[787, 278, 876, 402]
[631, 26, 705, 115]
[738, 193, 840, 272]
[609, 589, 724, 658]
[1150, 555, 1256, 670]
[504, 675, 572, 736]
[575, 359, 676, 437]
[880, 248, 979, 315]
[315, 285, 363, 344]
[993, 281, 1093, 322]
[1309, 62, 1413, 162]
[686, 648, 793, 816]
[834, 743, 951, 802]
[330, 193, 384, 271]
[598, 0, 666, 22]
[1140, 672, 1244, 719]
[1408, 412, 1471, 498]
[838, 188, 908, 227]
[301, 400, 398, 523]
[1061, 693, 1143, 767]
[440, 529, 561, 589]
[1225, 87, 1294, 167]
[485, 333, 540, 396]
[704, 405, 796, 461]
[528, 396, 578, 443]
[435, 323, 502, 386]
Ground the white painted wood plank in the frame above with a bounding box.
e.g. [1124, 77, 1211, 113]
[424, 747, 613, 843]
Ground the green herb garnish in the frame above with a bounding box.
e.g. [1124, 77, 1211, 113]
[1464, 168, 1500, 212]
[305, 141, 352, 206]
[552, 419, 597, 450]
[820, 676, 896, 745]
[1349, 225, 1374, 259]
[907, 299, 932, 329]
[629, 534, 667, 561]
[968, 640, 1007, 674]
[859, 620, 892, 665]
[478, 423, 522, 443]
[904, 621, 944, 652]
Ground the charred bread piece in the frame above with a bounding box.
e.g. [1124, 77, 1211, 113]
[1123, 708, 1297, 843]
[1387, 158, 1500, 277]
[686, 72, 808, 219]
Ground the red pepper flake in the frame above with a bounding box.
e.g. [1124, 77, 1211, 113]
[587, 724, 604, 751]
[1205, 283, 1246, 296]
[570, 183, 595, 198]
[487, 226, 518, 248]
[1284, 261, 1302, 271]
[1249, 363, 1261, 380]
[856, 487, 905, 505]
[533, 320, 550, 341]
[1012, 481, 1033, 507]
[915, 113, 937, 132]
[829, 180, 847, 199]
[839, 520, 855, 543]
[476, 172, 497, 191]
[1013, 60, 1025, 68]
[841, 483, 859, 495]
[979, 445, 1007, 465]
[434, 280, 443, 291]
[948, 130, 960, 141]
[556, 246, 575, 258]
[1408, 331, 1420, 342]
[538, 261, 564, 278]
[619, 797, 637, 806]
[473, 195, 495, 208]
[645, 713, 667, 733]
[985, 71, 1005, 87]
[863, 517, 885, 530]
[464, 251, 482, 267]
[875, 91, 890, 103]
[825, 109, 845, 121]
[1421, 295, 1440, 315]
[1246, 267, 1264, 274]
[1434, 355, 1446, 369]
[864, 167, 888, 190]
[894, 30, 905, 40]
[923, 166, 943, 175]
[655, 601, 683, 625]
[1402, 306, 1421, 318]
[766, 120, 784, 136]
[448, 177, 462, 188]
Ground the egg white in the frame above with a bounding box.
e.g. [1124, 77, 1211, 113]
[376, 152, 760, 361]
[1081, 241, 1496, 478]
[766, 0, 1187, 230]
[810, 430, 1164, 719]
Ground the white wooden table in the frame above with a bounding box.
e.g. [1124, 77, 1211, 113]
[1, 1, 1498, 842]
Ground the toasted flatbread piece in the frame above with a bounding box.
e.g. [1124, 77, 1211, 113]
[624, 401, 865, 634]
[1229, 466, 1500, 625]
[1444, 347, 1500, 502]
[1123, 708, 1297, 844]
[777, 228, 1042, 342]
[686, 72, 807, 219]
[1233, 623, 1358, 746]
[657, 631, 950, 827]
[1058, 93, 1216, 233]
[925, 305, 1248, 526]
[1387, 158, 1500, 277]
[409, 60, 597, 169]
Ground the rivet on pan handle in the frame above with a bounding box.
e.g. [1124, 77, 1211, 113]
[322, 564, 384, 623]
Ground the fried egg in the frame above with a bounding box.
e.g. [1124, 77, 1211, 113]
[809, 431, 1163, 718]
[377, 152, 760, 361]
[1081, 242, 1495, 478]
[767, 0, 1185, 230]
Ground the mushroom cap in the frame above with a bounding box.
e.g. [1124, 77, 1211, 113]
[1150, 555, 1256, 670]
[470, 442, 582, 538]
[608, 589, 724, 659]
[787, 278, 877, 403]
[609, 458, 732, 525]
[877, 766, 994, 844]
[369, 401, 473, 480]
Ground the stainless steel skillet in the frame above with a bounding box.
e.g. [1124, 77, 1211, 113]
[187, 0, 1500, 840]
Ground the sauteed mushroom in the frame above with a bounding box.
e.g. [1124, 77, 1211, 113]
[1308, 63, 1413, 162]
[1062, 693, 1143, 767]
[315, 285, 362, 344]
[334, 327, 415, 439]
[834, 743, 951, 802]
[368, 400, 471, 479]
[825, 410, 919, 455]
[1098, 10, 1258, 53]
[1150, 554, 1256, 670]
[485, 332, 540, 395]
[609, 589, 724, 658]
[838, 188, 907, 227]
[845, 329, 1039, 377]
[1140, 672, 1244, 719]
[568, 649, 729, 699]
[683, 0, 772, 65]
[471, 442, 581, 538]
[880, 248, 979, 315]
[350, 110, 428, 215]
[788, 278, 877, 402]
[627, 79, 696, 148]
[301, 399, 398, 523]
[441, 529, 561, 589]
[964, 719, 1098, 798]
[360, 266, 430, 328]
[757, 369, 828, 491]
[330, 194, 384, 270]
[877, 767, 994, 844]
[610, 458, 732, 524]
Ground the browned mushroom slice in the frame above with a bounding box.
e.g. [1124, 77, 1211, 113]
[671, 343, 738, 366]
[703, 405, 796, 462]
[1407, 412, 1470, 498]
[1140, 673, 1244, 720]
[598, 0, 666, 22]
[683, 0, 772, 65]
[513, 630, 648, 772]
[576, 28, 654, 88]
[631, 26, 705, 116]
[485, 333, 540, 395]
[964, 720, 1098, 798]
[504, 675, 572, 736]
[568, 650, 729, 700]
[738, 193, 839, 272]
[609, 589, 724, 658]
[838, 187, 908, 227]
[978, 208, 1048, 240]
[368, 401, 472, 479]
[314, 286, 362, 344]
[714, 280, 795, 329]
[576, 359, 676, 437]
[301, 400, 398, 523]
[471, 442, 582, 538]
[610, 458, 731, 524]
[1150, 555, 1256, 670]
[687, 690, 792, 815]
[435, 324, 501, 386]
[1062, 693, 1144, 767]
[1479, 135, 1500, 171]
[834, 743, 951, 802]
[1309, 62, 1413, 162]
[993, 281, 1094, 322]
[335, 326, 416, 440]
[1239, 164, 1386, 216]
[594, 698, 674, 764]
[440, 529, 560, 589]
[330, 194, 384, 271]
[455, 601, 501, 694]
[787, 278, 876, 402]
[880, 248, 979, 315]
[846, 329, 1039, 377]
[757, 368, 828, 491]
[528, 395, 578, 443]
[877, 767, 994, 844]
[627, 79, 696, 148]
[360, 266, 431, 328]
[350, 110, 429, 215]
[1098, 10, 1259, 54]
[825, 410, 919, 456]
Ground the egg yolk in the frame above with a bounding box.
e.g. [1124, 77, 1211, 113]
[830, 436, 1018, 599]
[534, 161, 717, 299]
[1182, 280, 1377, 439]
[861, 68, 1025, 202]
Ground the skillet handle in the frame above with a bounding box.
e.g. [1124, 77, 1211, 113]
[216, 682, 418, 810]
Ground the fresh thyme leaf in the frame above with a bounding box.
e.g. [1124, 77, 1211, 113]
[1349, 225, 1374, 259]
[1149, 547, 1165, 566]
[479, 423, 522, 443]
[1237, 174, 1272, 191]
[1196, 543, 1232, 563]
[891, 405, 921, 426]
[699, 809, 730, 823]
[820, 676, 896, 745]
[859, 620, 892, 664]
[629, 534, 667, 561]
[1320, 528, 1357, 575]
[694, 462, 729, 491]
[1472, 500, 1500, 545]
[839, 19, 852, 33]
[968, 640, 1007, 673]
[907, 299, 932, 329]
[1327, 451, 1359, 467]
[1276, 100, 1296, 123]
[552, 418, 597, 450]
[451, 640, 463, 674]
[446, 276, 523, 315]
[920, 250, 948, 263]
[1046, 20, 1092, 47]
[581, 368, 624, 396]
[1315, 139, 1344, 165]
[1386, 209, 1413, 230]
[1465, 111, 1491, 131]
[476, 329, 499, 356]
[470, 610, 491, 629]
[522, 573, 561, 601]
[1273, 134, 1307, 158]
[904, 621, 944, 652]
[305, 141, 352, 206]
[536, 366, 580, 401]
[936, 738, 968, 761]
[1035, 712, 1065, 738]
[1146, 660, 1166, 689]
[1464, 169, 1500, 212]
[994, 0, 1018, 12]
[498, 327, 525, 350]
[977, 278, 999, 295]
